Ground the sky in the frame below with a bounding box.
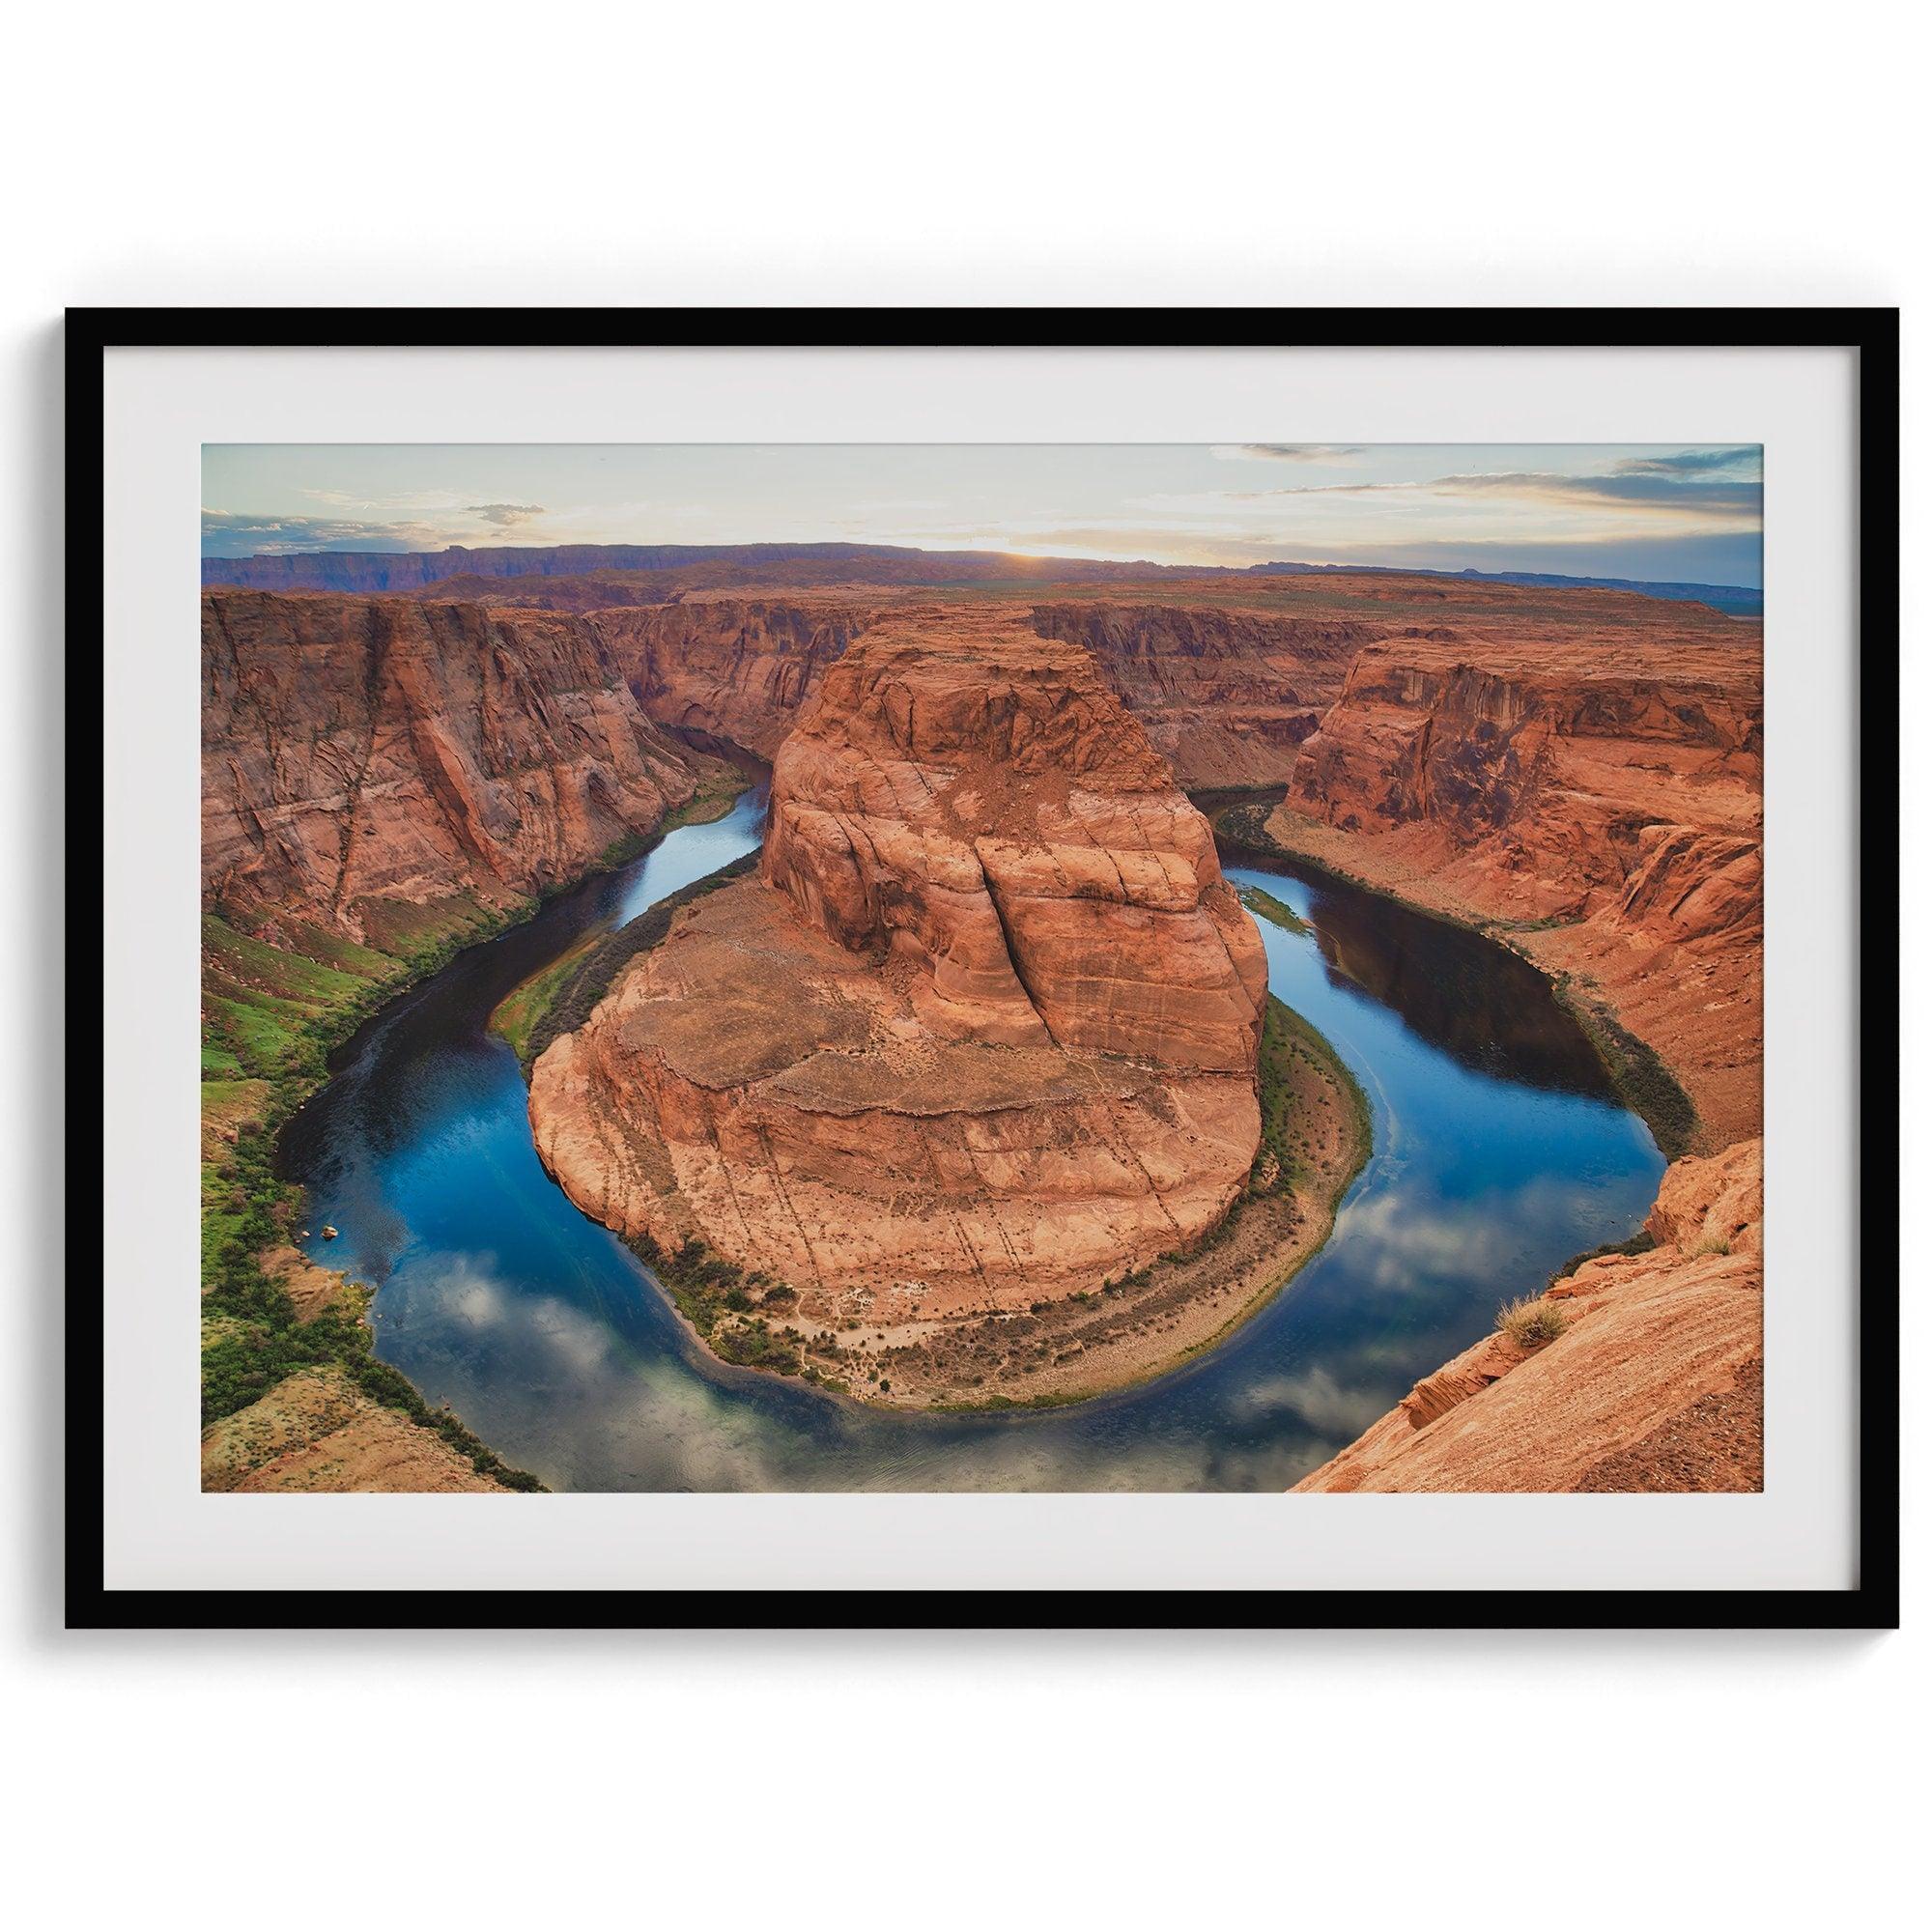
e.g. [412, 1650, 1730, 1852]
[201, 443, 1765, 587]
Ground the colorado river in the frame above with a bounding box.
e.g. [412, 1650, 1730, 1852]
[278, 785, 1663, 1490]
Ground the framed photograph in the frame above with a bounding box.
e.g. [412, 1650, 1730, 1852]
[76, 308, 1897, 1627]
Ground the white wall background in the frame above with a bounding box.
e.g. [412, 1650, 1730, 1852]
[2, 5, 1918, 1929]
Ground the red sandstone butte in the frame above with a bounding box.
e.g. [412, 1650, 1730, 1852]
[527, 610, 1268, 1322]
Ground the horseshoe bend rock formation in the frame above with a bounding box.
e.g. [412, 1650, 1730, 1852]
[527, 611, 1269, 1325]
[762, 616, 1271, 1070]
[202, 589, 706, 937]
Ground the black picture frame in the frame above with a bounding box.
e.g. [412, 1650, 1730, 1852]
[71, 307, 1900, 1632]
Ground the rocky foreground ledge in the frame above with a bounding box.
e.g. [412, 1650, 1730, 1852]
[528, 609, 1368, 1406]
[1294, 1139, 1763, 1492]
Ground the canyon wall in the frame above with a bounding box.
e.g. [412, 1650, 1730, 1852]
[1284, 633, 1762, 927]
[587, 595, 1371, 788]
[1293, 1138, 1763, 1492]
[1031, 603, 1369, 786]
[590, 599, 879, 759]
[202, 589, 703, 938]
[1270, 628, 1764, 1146]
[528, 610, 1268, 1324]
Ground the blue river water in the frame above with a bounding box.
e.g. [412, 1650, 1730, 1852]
[280, 787, 1663, 1491]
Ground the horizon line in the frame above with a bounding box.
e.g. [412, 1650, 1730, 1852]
[196, 537, 1759, 594]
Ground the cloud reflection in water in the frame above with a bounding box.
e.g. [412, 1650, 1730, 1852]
[286, 801, 1666, 1491]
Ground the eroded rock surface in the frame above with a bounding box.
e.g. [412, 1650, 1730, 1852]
[528, 610, 1267, 1324]
[1032, 603, 1366, 786]
[1269, 627, 1764, 1144]
[1285, 632, 1762, 925]
[202, 589, 704, 937]
[592, 598, 878, 759]
[589, 595, 1367, 789]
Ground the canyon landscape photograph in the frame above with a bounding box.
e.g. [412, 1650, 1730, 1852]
[197, 442, 1765, 1493]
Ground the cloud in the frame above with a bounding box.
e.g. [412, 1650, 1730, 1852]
[202, 445, 1764, 581]
[1233, 467, 1761, 525]
[1417, 469, 1760, 520]
[203, 499, 554, 554]
[1263, 531, 1764, 586]
[1224, 1365, 1392, 1436]
[384, 1246, 1262, 1492]
[200, 508, 445, 554]
[1609, 446, 1759, 477]
[1212, 442, 1369, 463]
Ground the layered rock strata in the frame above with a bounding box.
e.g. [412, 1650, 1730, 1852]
[591, 599, 878, 760]
[1031, 603, 1368, 786]
[589, 596, 1368, 789]
[1283, 633, 1762, 927]
[528, 611, 1268, 1325]
[1270, 630, 1764, 1145]
[202, 589, 704, 938]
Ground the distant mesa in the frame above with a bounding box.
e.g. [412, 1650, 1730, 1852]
[198, 541, 1201, 596]
[1246, 558, 1762, 615]
[200, 540, 1760, 614]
